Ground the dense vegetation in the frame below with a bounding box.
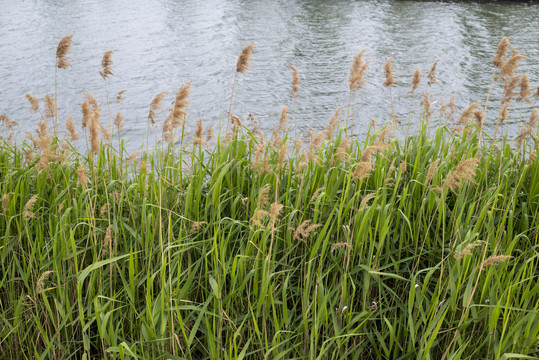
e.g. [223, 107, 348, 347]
[0, 36, 538, 359]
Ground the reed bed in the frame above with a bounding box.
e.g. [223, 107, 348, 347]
[0, 37, 538, 360]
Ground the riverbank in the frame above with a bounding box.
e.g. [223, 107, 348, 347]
[0, 37, 538, 359]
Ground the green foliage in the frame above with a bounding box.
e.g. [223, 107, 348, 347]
[0, 119, 538, 360]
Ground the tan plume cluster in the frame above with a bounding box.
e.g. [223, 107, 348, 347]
[324, 106, 344, 140]
[190, 221, 207, 234]
[25, 94, 39, 113]
[427, 60, 438, 86]
[310, 187, 324, 202]
[410, 66, 421, 94]
[65, 114, 79, 141]
[500, 50, 526, 79]
[290, 65, 300, 97]
[349, 50, 369, 93]
[492, 37, 510, 69]
[277, 139, 289, 170]
[516, 108, 538, 149]
[458, 101, 480, 126]
[236, 43, 256, 74]
[56, 34, 74, 69]
[454, 241, 484, 260]
[193, 119, 205, 146]
[44, 94, 56, 121]
[517, 74, 532, 103]
[0, 114, 18, 132]
[293, 220, 321, 241]
[114, 112, 124, 132]
[279, 106, 289, 133]
[383, 57, 395, 88]
[116, 90, 127, 104]
[206, 123, 215, 143]
[426, 159, 440, 183]
[352, 162, 372, 181]
[36, 270, 54, 295]
[497, 100, 511, 125]
[163, 83, 191, 143]
[99, 50, 114, 79]
[148, 91, 168, 125]
[443, 158, 479, 193]
[359, 192, 376, 211]
[481, 255, 513, 267]
[76, 165, 88, 189]
[23, 194, 38, 220]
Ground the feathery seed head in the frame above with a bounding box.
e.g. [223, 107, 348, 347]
[56, 34, 74, 69]
[411, 66, 421, 93]
[65, 115, 79, 141]
[481, 255, 513, 267]
[383, 57, 395, 88]
[149, 91, 168, 125]
[427, 60, 439, 87]
[116, 90, 127, 104]
[493, 37, 510, 68]
[458, 101, 479, 126]
[25, 94, 39, 113]
[236, 42, 256, 74]
[99, 50, 114, 79]
[36, 271, 54, 295]
[349, 50, 369, 93]
[76, 166, 88, 189]
[290, 64, 300, 97]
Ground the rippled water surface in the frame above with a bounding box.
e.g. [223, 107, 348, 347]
[1, 0, 538, 148]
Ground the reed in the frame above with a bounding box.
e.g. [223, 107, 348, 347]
[0, 37, 538, 360]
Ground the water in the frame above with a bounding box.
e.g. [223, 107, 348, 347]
[1, 0, 538, 150]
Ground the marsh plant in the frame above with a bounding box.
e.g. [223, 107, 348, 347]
[0, 36, 538, 360]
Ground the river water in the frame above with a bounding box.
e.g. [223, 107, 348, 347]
[1, 0, 538, 149]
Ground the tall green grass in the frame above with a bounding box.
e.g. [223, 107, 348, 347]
[0, 37, 538, 360]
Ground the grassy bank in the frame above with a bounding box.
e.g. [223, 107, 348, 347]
[0, 37, 538, 359]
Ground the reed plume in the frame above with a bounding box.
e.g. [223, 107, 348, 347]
[149, 91, 168, 125]
[228, 43, 256, 131]
[76, 165, 88, 189]
[55, 34, 74, 136]
[500, 51, 525, 79]
[347, 50, 369, 130]
[454, 241, 484, 260]
[427, 60, 438, 86]
[290, 64, 300, 141]
[36, 270, 54, 295]
[23, 194, 38, 220]
[116, 90, 127, 104]
[56, 35, 74, 69]
[359, 192, 376, 211]
[383, 58, 396, 88]
[65, 115, 79, 141]
[0, 114, 17, 132]
[352, 162, 372, 181]
[293, 220, 320, 241]
[99, 50, 114, 80]
[410, 66, 421, 94]
[517, 74, 532, 103]
[426, 159, 440, 183]
[193, 119, 205, 146]
[492, 37, 510, 69]
[236, 43, 256, 74]
[481, 255, 513, 267]
[25, 94, 39, 113]
[206, 123, 215, 143]
[443, 158, 479, 193]
[458, 101, 479, 126]
[278, 106, 289, 133]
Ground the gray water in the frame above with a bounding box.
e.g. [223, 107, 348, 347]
[1, 0, 538, 150]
